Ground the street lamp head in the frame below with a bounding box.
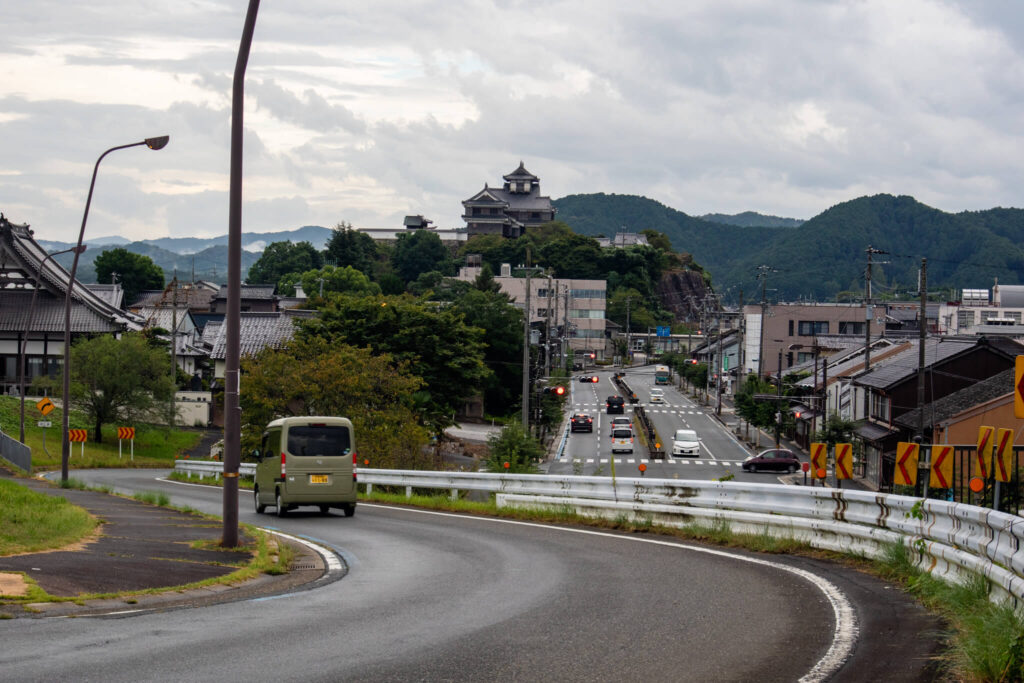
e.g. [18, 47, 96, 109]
[145, 135, 170, 150]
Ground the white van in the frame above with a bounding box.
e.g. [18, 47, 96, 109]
[253, 416, 357, 517]
[672, 429, 700, 457]
[649, 388, 665, 404]
[611, 427, 634, 454]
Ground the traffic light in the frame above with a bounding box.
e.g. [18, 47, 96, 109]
[543, 385, 566, 396]
[589, 352, 596, 359]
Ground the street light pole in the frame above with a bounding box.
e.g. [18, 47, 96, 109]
[223, 0, 261, 548]
[60, 135, 169, 483]
[19, 245, 86, 443]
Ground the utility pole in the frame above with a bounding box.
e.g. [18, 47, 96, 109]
[515, 252, 544, 432]
[625, 297, 632, 367]
[562, 284, 569, 372]
[863, 246, 887, 418]
[917, 258, 927, 440]
[756, 265, 773, 377]
[736, 289, 745, 395]
[715, 296, 724, 416]
[170, 272, 178, 427]
[543, 272, 553, 378]
[775, 345, 783, 448]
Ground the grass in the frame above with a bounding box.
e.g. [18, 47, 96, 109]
[0, 478, 98, 555]
[167, 470, 254, 490]
[0, 395, 203, 471]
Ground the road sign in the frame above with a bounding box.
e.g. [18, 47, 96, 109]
[656, 326, 670, 337]
[809, 442, 827, 479]
[995, 428, 1014, 483]
[930, 445, 953, 489]
[977, 426, 994, 479]
[117, 427, 136, 440]
[36, 397, 54, 416]
[36, 420, 52, 428]
[835, 443, 853, 480]
[894, 442, 919, 486]
[1016, 357, 1024, 418]
[68, 429, 87, 442]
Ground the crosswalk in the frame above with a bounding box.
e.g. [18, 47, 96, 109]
[573, 403, 703, 415]
[558, 456, 746, 467]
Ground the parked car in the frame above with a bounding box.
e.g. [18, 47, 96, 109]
[570, 413, 594, 433]
[671, 429, 700, 457]
[578, 375, 599, 383]
[611, 427, 634, 454]
[606, 395, 625, 414]
[742, 448, 801, 473]
[649, 388, 665, 404]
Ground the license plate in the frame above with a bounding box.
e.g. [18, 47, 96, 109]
[310, 474, 328, 484]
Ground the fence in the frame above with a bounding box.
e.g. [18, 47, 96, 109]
[174, 460, 1024, 606]
[0, 431, 31, 472]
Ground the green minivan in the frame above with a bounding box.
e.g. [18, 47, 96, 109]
[253, 416, 357, 517]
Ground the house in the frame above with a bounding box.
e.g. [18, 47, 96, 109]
[462, 162, 556, 238]
[894, 368, 1022, 447]
[596, 232, 650, 248]
[200, 309, 316, 380]
[850, 336, 1023, 489]
[0, 214, 144, 395]
[209, 284, 277, 313]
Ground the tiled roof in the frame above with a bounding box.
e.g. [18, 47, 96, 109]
[135, 306, 195, 332]
[214, 284, 276, 300]
[0, 290, 122, 333]
[85, 283, 124, 308]
[503, 161, 538, 181]
[130, 286, 216, 309]
[854, 338, 976, 389]
[201, 310, 316, 360]
[894, 368, 1015, 430]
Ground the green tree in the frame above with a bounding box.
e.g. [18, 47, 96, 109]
[484, 422, 543, 473]
[392, 230, 454, 283]
[240, 337, 432, 469]
[473, 263, 501, 293]
[94, 248, 164, 304]
[451, 287, 524, 413]
[323, 222, 379, 274]
[65, 332, 175, 443]
[278, 265, 381, 298]
[298, 294, 490, 432]
[247, 241, 323, 288]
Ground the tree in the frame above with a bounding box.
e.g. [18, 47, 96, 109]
[278, 265, 381, 298]
[240, 337, 432, 469]
[65, 332, 175, 443]
[247, 241, 323, 288]
[483, 422, 543, 473]
[298, 294, 490, 432]
[324, 222, 379, 274]
[94, 248, 164, 304]
[451, 287, 524, 413]
[391, 230, 453, 284]
[473, 263, 501, 293]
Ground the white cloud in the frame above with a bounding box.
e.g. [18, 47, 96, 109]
[0, 0, 1022, 243]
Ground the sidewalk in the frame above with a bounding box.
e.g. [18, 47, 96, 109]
[0, 468, 329, 618]
[705, 389, 875, 491]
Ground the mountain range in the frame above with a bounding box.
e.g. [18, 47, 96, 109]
[553, 193, 1024, 302]
[38, 195, 1024, 304]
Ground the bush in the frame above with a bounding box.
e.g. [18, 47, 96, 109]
[484, 423, 543, 473]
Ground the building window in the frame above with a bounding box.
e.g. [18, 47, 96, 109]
[570, 289, 606, 299]
[796, 352, 815, 363]
[788, 320, 794, 336]
[569, 309, 605, 319]
[870, 392, 890, 421]
[958, 309, 975, 329]
[797, 321, 828, 335]
[838, 321, 865, 335]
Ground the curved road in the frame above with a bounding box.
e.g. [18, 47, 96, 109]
[0, 470, 940, 681]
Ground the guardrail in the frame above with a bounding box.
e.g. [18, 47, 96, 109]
[613, 372, 639, 404]
[173, 461, 1024, 606]
[0, 430, 31, 472]
[632, 406, 665, 459]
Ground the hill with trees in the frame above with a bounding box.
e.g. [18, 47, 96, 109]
[699, 211, 804, 228]
[554, 193, 1024, 302]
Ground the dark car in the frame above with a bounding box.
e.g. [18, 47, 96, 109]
[742, 448, 801, 474]
[570, 413, 594, 433]
[606, 395, 625, 414]
[578, 375, 599, 383]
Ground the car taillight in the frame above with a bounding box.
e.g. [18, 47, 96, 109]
[280, 452, 286, 477]
[352, 451, 358, 481]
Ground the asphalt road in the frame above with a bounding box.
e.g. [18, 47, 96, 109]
[0, 469, 941, 682]
[551, 368, 782, 483]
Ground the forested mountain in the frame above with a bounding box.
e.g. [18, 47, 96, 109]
[699, 211, 804, 228]
[554, 193, 1024, 302]
[50, 242, 261, 285]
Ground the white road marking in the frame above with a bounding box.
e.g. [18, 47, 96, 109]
[361, 504, 858, 682]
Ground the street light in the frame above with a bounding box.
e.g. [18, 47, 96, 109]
[60, 136, 169, 483]
[18, 244, 87, 443]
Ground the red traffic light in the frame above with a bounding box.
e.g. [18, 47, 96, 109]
[554, 385, 565, 396]
[590, 375, 598, 383]
[589, 353, 596, 359]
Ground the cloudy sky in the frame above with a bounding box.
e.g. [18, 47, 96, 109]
[2, 0, 1023, 243]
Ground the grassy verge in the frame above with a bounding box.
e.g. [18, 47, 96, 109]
[167, 470, 254, 490]
[0, 478, 98, 555]
[0, 395, 204, 470]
